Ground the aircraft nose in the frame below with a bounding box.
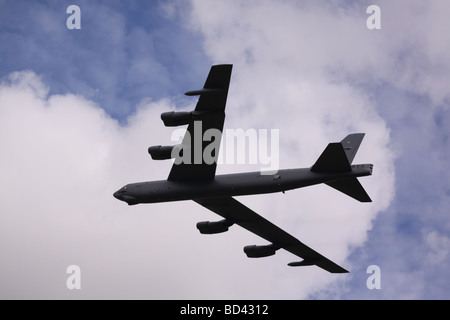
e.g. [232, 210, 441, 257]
[113, 190, 121, 200]
[113, 188, 138, 205]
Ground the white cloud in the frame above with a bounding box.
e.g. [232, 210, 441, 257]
[425, 231, 450, 265]
[187, 0, 450, 108]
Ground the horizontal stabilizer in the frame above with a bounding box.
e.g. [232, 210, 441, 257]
[326, 178, 372, 202]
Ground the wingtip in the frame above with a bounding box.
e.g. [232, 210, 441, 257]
[212, 63, 233, 68]
[288, 260, 349, 273]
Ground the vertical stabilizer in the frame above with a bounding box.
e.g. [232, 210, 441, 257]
[311, 133, 372, 202]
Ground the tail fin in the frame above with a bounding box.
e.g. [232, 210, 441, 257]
[340, 133, 365, 164]
[311, 133, 372, 202]
[310, 142, 351, 173]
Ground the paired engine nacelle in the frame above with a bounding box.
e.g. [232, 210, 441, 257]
[197, 221, 279, 258]
[148, 145, 176, 160]
[243, 244, 278, 258]
[196, 219, 233, 234]
[160, 110, 212, 127]
[161, 111, 192, 127]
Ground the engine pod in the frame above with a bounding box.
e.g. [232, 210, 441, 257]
[196, 219, 233, 234]
[160, 111, 192, 127]
[243, 244, 278, 258]
[148, 145, 175, 160]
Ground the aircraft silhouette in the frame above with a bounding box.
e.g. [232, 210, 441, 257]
[114, 64, 373, 273]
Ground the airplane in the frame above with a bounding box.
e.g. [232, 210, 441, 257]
[113, 64, 373, 273]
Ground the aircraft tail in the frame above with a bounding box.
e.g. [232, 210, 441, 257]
[311, 133, 372, 202]
[325, 178, 372, 202]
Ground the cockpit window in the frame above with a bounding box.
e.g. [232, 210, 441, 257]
[118, 186, 127, 194]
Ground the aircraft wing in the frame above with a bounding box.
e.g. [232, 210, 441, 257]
[194, 196, 348, 273]
[168, 64, 233, 181]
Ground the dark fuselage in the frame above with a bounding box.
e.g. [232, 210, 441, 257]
[113, 164, 373, 205]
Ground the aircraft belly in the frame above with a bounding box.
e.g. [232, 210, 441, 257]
[138, 170, 301, 203]
[135, 167, 368, 204]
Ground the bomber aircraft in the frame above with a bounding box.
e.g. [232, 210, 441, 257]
[114, 64, 373, 273]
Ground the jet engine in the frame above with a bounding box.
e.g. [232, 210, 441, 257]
[196, 219, 233, 234]
[148, 145, 176, 160]
[243, 244, 278, 258]
[161, 111, 192, 127]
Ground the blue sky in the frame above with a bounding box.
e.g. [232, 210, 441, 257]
[1, 0, 449, 299]
[0, 0, 209, 118]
